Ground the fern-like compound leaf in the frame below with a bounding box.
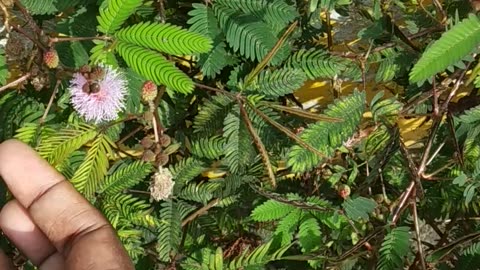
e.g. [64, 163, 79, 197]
[298, 217, 322, 253]
[251, 199, 296, 221]
[274, 208, 302, 246]
[101, 193, 155, 229]
[0, 48, 9, 85]
[191, 135, 226, 160]
[98, 161, 153, 195]
[97, 0, 143, 34]
[370, 91, 403, 124]
[71, 133, 114, 199]
[377, 227, 411, 270]
[170, 157, 206, 192]
[116, 41, 194, 94]
[222, 106, 257, 173]
[193, 94, 234, 136]
[287, 90, 366, 173]
[227, 240, 290, 269]
[410, 14, 480, 84]
[115, 21, 212, 56]
[248, 68, 307, 98]
[20, 0, 57, 15]
[156, 200, 194, 262]
[37, 124, 97, 166]
[214, 4, 289, 65]
[188, 3, 232, 78]
[178, 182, 221, 204]
[285, 48, 350, 79]
[214, 0, 298, 33]
[342, 196, 377, 221]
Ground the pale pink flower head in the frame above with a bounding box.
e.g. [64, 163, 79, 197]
[69, 65, 128, 124]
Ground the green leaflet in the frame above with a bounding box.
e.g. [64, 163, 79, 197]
[191, 135, 226, 160]
[115, 41, 194, 94]
[37, 124, 98, 165]
[70, 133, 115, 199]
[342, 196, 377, 221]
[377, 227, 411, 270]
[115, 21, 212, 56]
[97, 0, 143, 34]
[97, 160, 153, 195]
[188, 3, 232, 78]
[193, 94, 235, 136]
[20, 0, 57, 15]
[214, 4, 290, 65]
[214, 0, 298, 33]
[285, 48, 350, 80]
[251, 199, 296, 221]
[298, 217, 322, 253]
[410, 14, 480, 85]
[0, 48, 8, 85]
[248, 68, 307, 98]
[287, 90, 366, 173]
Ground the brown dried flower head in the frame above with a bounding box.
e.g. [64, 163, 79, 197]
[149, 166, 174, 201]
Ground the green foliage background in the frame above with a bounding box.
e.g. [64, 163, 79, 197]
[2, 0, 480, 269]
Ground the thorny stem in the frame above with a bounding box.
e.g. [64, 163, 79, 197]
[40, 80, 61, 124]
[446, 112, 465, 168]
[10, 23, 47, 51]
[422, 160, 455, 179]
[392, 65, 471, 225]
[0, 72, 31, 92]
[411, 195, 427, 270]
[13, 0, 42, 35]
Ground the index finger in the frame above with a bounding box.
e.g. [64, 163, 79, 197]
[0, 139, 133, 270]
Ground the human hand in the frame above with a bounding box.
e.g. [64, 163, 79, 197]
[0, 140, 134, 270]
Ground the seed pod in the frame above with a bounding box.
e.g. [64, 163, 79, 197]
[142, 149, 156, 162]
[159, 134, 171, 147]
[141, 136, 155, 149]
[156, 153, 169, 166]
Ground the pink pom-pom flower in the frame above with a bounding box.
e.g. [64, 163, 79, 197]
[69, 65, 128, 124]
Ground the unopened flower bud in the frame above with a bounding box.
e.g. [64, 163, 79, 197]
[43, 49, 59, 69]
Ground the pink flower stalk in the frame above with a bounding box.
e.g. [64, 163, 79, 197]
[69, 65, 128, 124]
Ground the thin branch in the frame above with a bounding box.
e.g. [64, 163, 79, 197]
[49, 36, 112, 44]
[182, 198, 220, 227]
[325, 9, 333, 49]
[152, 86, 166, 144]
[244, 20, 298, 86]
[239, 101, 276, 187]
[40, 80, 61, 124]
[0, 1, 11, 33]
[247, 102, 328, 160]
[392, 181, 415, 224]
[13, 0, 42, 35]
[118, 126, 143, 145]
[411, 196, 427, 270]
[194, 82, 235, 97]
[0, 73, 31, 92]
[10, 23, 47, 51]
[157, 0, 166, 23]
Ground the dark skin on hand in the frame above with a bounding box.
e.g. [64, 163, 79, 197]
[0, 139, 134, 270]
